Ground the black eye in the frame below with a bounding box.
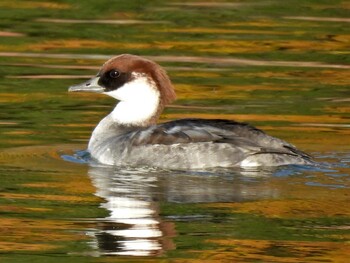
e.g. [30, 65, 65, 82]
[109, 70, 120, 78]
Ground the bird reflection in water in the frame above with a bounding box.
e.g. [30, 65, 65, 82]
[86, 165, 281, 256]
[87, 165, 175, 256]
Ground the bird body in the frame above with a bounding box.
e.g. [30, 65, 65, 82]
[69, 54, 313, 169]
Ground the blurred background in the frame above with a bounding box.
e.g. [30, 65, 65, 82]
[0, 0, 349, 262]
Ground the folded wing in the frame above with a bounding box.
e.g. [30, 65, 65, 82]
[127, 118, 311, 160]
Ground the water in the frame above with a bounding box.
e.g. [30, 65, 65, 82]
[0, 0, 349, 262]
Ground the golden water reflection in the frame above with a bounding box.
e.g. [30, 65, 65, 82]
[0, 142, 349, 260]
[0, 0, 349, 261]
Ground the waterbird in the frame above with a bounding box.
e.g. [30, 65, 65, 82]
[69, 54, 313, 169]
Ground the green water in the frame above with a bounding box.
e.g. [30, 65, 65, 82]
[0, 0, 349, 262]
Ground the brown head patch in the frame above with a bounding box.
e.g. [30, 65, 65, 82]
[100, 54, 176, 105]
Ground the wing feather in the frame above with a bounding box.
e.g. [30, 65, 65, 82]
[126, 118, 311, 159]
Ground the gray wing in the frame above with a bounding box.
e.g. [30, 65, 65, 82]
[126, 118, 311, 159]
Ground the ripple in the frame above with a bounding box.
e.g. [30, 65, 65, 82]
[61, 150, 91, 164]
[284, 16, 350, 23]
[0, 52, 349, 69]
[296, 123, 350, 128]
[6, 75, 92, 79]
[0, 144, 85, 171]
[305, 181, 348, 189]
[37, 18, 170, 25]
[0, 31, 25, 37]
[169, 2, 267, 8]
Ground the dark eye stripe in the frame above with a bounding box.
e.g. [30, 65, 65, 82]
[98, 70, 131, 92]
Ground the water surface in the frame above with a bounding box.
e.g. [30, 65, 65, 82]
[0, 0, 349, 262]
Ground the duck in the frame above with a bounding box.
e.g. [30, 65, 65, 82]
[68, 54, 314, 169]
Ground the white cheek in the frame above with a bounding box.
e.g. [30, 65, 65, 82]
[105, 87, 127, 100]
[105, 74, 161, 125]
[104, 73, 159, 102]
